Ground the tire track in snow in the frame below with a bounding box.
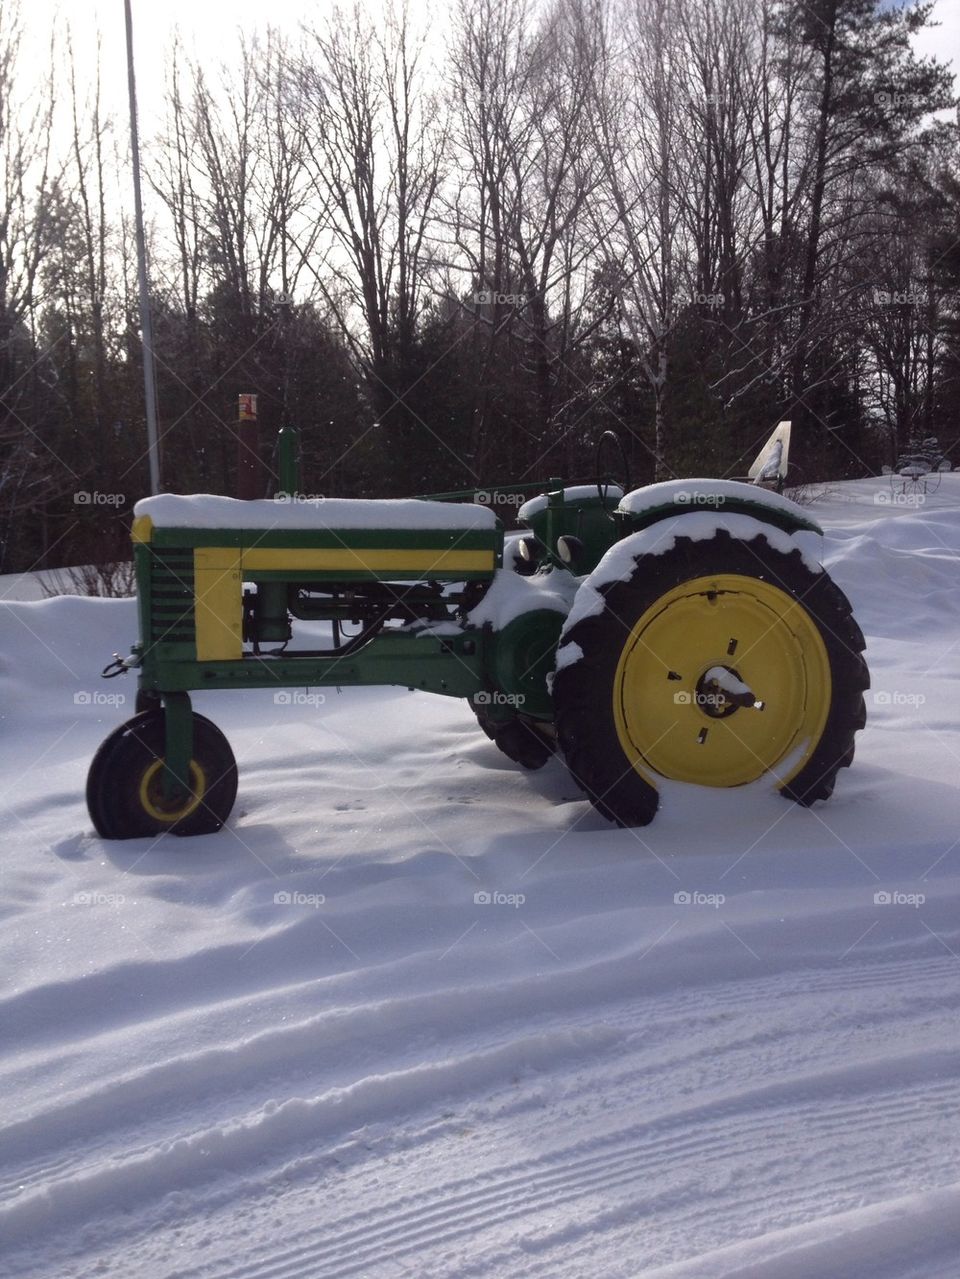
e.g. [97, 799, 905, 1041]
[161, 1052, 960, 1279]
[0, 1024, 622, 1253]
[2, 949, 957, 1208]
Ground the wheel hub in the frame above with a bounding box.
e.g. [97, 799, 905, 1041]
[694, 665, 756, 718]
[139, 758, 206, 822]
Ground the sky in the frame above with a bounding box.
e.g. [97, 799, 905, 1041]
[21, 0, 960, 131]
[911, 0, 960, 89]
[10, 0, 958, 193]
[22, 0, 311, 129]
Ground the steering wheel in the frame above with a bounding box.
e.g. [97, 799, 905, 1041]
[595, 430, 630, 505]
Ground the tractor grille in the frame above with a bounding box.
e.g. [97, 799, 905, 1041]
[149, 548, 196, 645]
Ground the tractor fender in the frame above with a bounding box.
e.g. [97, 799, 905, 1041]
[467, 568, 578, 719]
[559, 510, 825, 648]
[489, 607, 566, 720]
[616, 478, 821, 538]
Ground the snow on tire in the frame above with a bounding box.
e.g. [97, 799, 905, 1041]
[553, 528, 869, 827]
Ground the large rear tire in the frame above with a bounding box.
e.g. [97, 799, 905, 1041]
[469, 698, 555, 771]
[553, 529, 868, 826]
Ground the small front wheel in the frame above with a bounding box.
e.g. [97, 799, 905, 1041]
[86, 711, 238, 839]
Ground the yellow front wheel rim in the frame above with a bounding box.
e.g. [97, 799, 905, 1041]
[613, 574, 832, 788]
[138, 759, 207, 823]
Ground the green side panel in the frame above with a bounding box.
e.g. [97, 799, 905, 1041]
[245, 568, 496, 583]
[137, 629, 486, 699]
[152, 528, 246, 549]
[150, 525, 502, 554]
[146, 524, 503, 584]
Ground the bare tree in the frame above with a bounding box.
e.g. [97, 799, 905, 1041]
[291, 1, 447, 483]
[64, 36, 112, 474]
[445, 0, 607, 475]
[151, 40, 204, 325]
[587, 0, 691, 476]
[0, 2, 67, 568]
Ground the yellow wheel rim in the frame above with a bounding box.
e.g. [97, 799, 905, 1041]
[613, 574, 831, 788]
[138, 759, 207, 823]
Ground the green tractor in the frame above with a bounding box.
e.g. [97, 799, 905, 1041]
[87, 427, 869, 838]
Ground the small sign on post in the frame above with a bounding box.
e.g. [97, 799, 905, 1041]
[237, 393, 261, 499]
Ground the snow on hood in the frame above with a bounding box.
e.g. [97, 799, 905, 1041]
[134, 493, 498, 532]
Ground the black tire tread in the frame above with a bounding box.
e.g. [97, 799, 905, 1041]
[553, 528, 868, 826]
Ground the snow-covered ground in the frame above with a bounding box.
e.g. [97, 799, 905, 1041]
[1, 476, 959, 1279]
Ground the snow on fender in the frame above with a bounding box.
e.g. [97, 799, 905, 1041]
[557, 510, 823, 663]
[616, 477, 819, 527]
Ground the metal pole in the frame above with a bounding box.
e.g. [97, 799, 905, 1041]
[124, 0, 161, 494]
